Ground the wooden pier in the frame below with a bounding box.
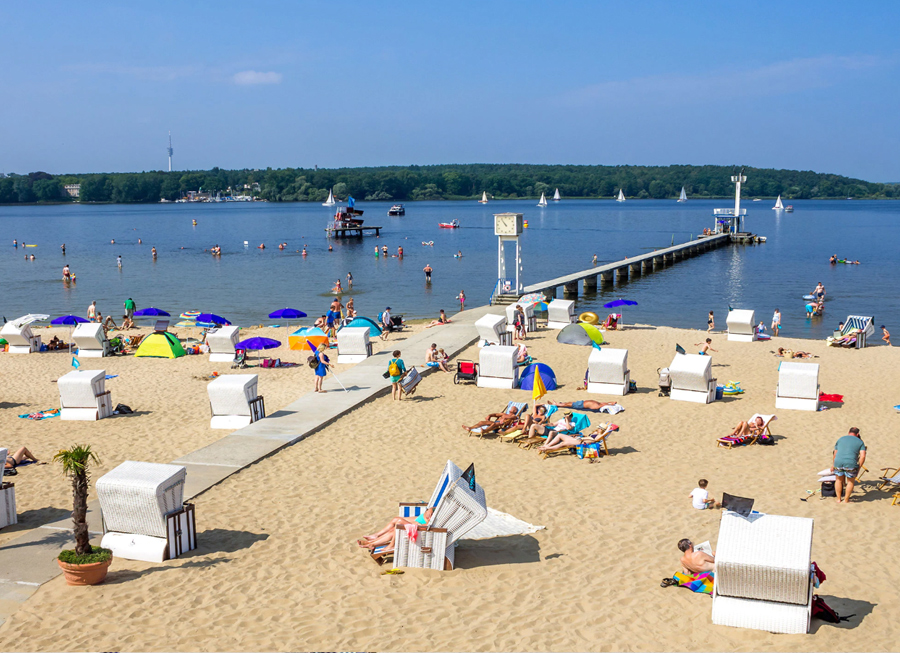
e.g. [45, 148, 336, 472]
[493, 233, 730, 304]
[325, 225, 383, 238]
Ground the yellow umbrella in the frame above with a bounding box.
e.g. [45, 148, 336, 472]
[532, 367, 547, 403]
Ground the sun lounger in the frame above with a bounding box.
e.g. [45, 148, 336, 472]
[58, 369, 113, 421]
[97, 461, 195, 562]
[336, 327, 372, 364]
[468, 401, 528, 438]
[477, 345, 519, 389]
[392, 460, 488, 571]
[546, 299, 576, 329]
[72, 322, 110, 357]
[0, 448, 16, 530]
[400, 367, 422, 395]
[0, 321, 41, 354]
[506, 303, 537, 334]
[475, 314, 511, 347]
[668, 354, 717, 404]
[877, 465, 900, 505]
[207, 374, 265, 429]
[587, 347, 630, 396]
[775, 362, 820, 411]
[712, 511, 815, 634]
[205, 325, 241, 362]
[726, 309, 757, 342]
[717, 414, 777, 448]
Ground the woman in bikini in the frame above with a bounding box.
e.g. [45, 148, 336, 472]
[5, 446, 38, 469]
[358, 507, 433, 553]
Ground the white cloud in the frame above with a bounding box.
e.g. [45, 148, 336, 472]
[233, 70, 283, 86]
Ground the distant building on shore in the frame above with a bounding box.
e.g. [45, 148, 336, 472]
[64, 184, 81, 198]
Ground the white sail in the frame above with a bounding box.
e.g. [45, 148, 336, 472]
[773, 195, 784, 210]
[616, 189, 626, 202]
[538, 192, 547, 207]
[678, 187, 687, 202]
[479, 191, 489, 204]
[322, 189, 335, 207]
[553, 188, 561, 201]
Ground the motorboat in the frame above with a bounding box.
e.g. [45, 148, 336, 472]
[438, 220, 460, 229]
[785, 205, 794, 213]
[331, 205, 364, 228]
[388, 204, 405, 216]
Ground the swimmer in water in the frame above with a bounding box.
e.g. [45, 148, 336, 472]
[398, 246, 403, 258]
[111, 239, 115, 244]
[592, 254, 598, 265]
[30, 254, 35, 261]
[258, 243, 265, 249]
[302, 246, 308, 256]
[61, 243, 66, 254]
[152, 247, 157, 258]
[278, 243, 285, 250]
[381, 245, 388, 257]
[456, 250, 462, 258]
[328, 245, 333, 251]
[332, 279, 343, 293]
[138, 238, 142, 244]
[829, 254, 836, 265]
[375, 246, 379, 257]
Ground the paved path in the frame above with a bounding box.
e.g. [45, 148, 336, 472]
[0, 304, 494, 626]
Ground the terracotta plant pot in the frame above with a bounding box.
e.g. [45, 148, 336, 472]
[57, 557, 112, 586]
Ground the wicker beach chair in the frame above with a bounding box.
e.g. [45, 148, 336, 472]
[207, 374, 264, 429]
[0, 448, 17, 530]
[726, 309, 757, 342]
[206, 325, 240, 362]
[58, 369, 113, 421]
[546, 299, 576, 329]
[477, 345, 519, 389]
[72, 322, 110, 357]
[775, 362, 820, 411]
[475, 314, 511, 347]
[668, 354, 717, 404]
[712, 512, 815, 634]
[336, 327, 372, 364]
[0, 321, 41, 354]
[587, 347, 630, 396]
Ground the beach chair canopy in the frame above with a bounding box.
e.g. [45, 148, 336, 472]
[340, 316, 382, 337]
[519, 363, 558, 391]
[289, 326, 329, 351]
[557, 322, 605, 347]
[134, 332, 186, 358]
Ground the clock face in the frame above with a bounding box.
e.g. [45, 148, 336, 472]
[494, 213, 521, 236]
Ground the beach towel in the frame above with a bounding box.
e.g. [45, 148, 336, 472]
[404, 523, 418, 544]
[18, 408, 60, 421]
[598, 404, 625, 414]
[105, 374, 118, 379]
[819, 393, 844, 403]
[717, 435, 753, 447]
[672, 571, 714, 594]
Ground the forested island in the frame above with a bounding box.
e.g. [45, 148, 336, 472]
[1, 163, 895, 204]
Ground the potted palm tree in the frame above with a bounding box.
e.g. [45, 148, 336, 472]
[54, 444, 112, 586]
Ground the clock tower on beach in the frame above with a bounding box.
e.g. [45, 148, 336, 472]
[493, 212, 524, 300]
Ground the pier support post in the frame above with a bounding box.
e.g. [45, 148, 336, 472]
[615, 266, 629, 282]
[629, 262, 642, 276]
[563, 281, 579, 297]
[654, 256, 664, 269]
[642, 259, 653, 273]
[584, 275, 598, 292]
[601, 271, 614, 285]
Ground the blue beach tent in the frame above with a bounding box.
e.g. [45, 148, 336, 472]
[340, 316, 382, 337]
[519, 363, 558, 391]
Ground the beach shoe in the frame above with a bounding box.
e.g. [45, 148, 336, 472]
[660, 577, 677, 588]
[381, 568, 404, 576]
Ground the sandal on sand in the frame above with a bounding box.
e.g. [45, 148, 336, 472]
[381, 568, 404, 576]
[660, 578, 677, 588]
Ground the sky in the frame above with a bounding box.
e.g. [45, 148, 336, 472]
[1, 1, 898, 181]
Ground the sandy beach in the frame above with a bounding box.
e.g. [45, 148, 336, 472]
[0, 320, 897, 651]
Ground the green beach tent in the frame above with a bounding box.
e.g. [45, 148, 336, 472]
[557, 322, 605, 347]
[134, 332, 186, 358]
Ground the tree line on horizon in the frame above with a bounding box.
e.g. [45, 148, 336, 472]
[0, 164, 896, 204]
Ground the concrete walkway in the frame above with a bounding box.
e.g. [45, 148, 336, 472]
[0, 303, 494, 626]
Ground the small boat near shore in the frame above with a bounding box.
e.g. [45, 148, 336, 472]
[537, 192, 547, 207]
[388, 204, 405, 216]
[616, 189, 626, 202]
[478, 191, 489, 204]
[677, 187, 687, 202]
[553, 188, 561, 202]
[773, 195, 784, 210]
[438, 220, 460, 229]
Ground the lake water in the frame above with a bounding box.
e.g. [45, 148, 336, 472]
[1, 199, 897, 340]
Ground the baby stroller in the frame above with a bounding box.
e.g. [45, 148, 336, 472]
[232, 349, 248, 369]
[657, 367, 671, 397]
[454, 360, 479, 385]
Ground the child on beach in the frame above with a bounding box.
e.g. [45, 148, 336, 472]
[707, 311, 714, 333]
[881, 325, 891, 346]
[694, 338, 717, 355]
[690, 479, 720, 510]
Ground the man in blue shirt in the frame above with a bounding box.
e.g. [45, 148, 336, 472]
[832, 427, 867, 504]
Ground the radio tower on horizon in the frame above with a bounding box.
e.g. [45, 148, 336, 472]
[167, 131, 174, 172]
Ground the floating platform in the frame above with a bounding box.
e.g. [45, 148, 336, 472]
[325, 226, 383, 238]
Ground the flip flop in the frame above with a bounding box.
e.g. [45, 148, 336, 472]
[660, 578, 677, 588]
[381, 568, 404, 576]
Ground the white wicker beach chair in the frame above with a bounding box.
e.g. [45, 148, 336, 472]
[205, 325, 240, 362]
[97, 461, 189, 562]
[0, 448, 16, 530]
[337, 327, 372, 364]
[58, 369, 113, 421]
[546, 299, 576, 329]
[842, 315, 875, 348]
[726, 309, 756, 342]
[393, 460, 488, 570]
[587, 347, 630, 396]
[477, 345, 519, 389]
[668, 354, 716, 404]
[712, 512, 815, 634]
[475, 314, 511, 347]
[507, 303, 537, 333]
[0, 321, 41, 354]
[775, 362, 819, 411]
[72, 322, 110, 357]
[207, 374, 263, 429]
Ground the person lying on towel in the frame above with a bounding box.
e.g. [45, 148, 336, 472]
[547, 400, 621, 413]
[536, 422, 617, 454]
[678, 539, 715, 575]
[358, 507, 433, 554]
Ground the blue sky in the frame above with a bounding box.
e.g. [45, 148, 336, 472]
[1, 1, 898, 181]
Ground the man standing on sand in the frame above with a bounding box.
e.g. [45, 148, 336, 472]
[423, 263, 433, 283]
[832, 427, 867, 504]
[123, 297, 136, 321]
[678, 539, 715, 574]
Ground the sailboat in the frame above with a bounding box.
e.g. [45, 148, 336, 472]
[537, 192, 548, 207]
[677, 187, 687, 202]
[616, 189, 626, 202]
[478, 191, 489, 204]
[322, 189, 336, 207]
[552, 188, 561, 202]
[772, 195, 784, 210]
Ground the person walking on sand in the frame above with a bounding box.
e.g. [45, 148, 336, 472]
[771, 308, 781, 337]
[707, 311, 714, 333]
[423, 263, 433, 283]
[832, 427, 867, 504]
[694, 338, 717, 355]
[881, 325, 891, 346]
[312, 344, 332, 393]
[387, 350, 406, 400]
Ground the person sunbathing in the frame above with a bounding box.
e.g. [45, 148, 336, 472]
[462, 408, 521, 434]
[547, 400, 618, 412]
[499, 404, 548, 435]
[526, 412, 574, 440]
[47, 336, 66, 351]
[776, 347, 815, 358]
[678, 539, 715, 574]
[516, 343, 529, 364]
[425, 310, 451, 328]
[728, 416, 765, 437]
[358, 507, 433, 553]
[121, 314, 135, 329]
[5, 446, 38, 469]
[537, 423, 616, 453]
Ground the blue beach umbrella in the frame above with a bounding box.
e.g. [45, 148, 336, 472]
[268, 308, 308, 320]
[235, 337, 281, 351]
[603, 299, 638, 328]
[51, 315, 89, 325]
[195, 313, 231, 327]
[133, 307, 171, 317]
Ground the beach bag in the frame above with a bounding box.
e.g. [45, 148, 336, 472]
[820, 481, 837, 498]
[575, 442, 603, 459]
[388, 359, 401, 376]
[812, 595, 853, 623]
[114, 403, 133, 414]
[307, 356, 318, 369]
